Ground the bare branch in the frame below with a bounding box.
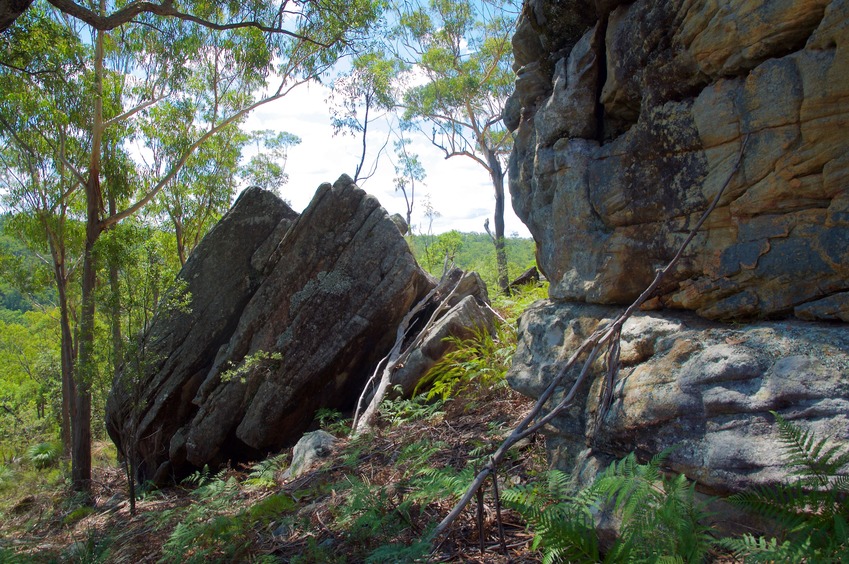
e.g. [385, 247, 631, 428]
[428, 133, 751, 543]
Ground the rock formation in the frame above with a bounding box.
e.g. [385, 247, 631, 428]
[509, 301, 849, 494]
[505, 0, 849, 495]
[506, 0, 849, 321]
[106, 175, 489, 484]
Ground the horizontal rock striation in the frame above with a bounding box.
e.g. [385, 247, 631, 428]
[507, 0, 849, 321]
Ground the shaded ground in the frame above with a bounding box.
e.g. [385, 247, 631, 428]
[1, 385, 547, 563]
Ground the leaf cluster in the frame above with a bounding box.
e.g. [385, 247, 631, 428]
[416, 324, 514, 401]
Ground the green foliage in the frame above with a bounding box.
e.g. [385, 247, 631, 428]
[244, 453, 288, 488]
[162, 467, 298, 563]
[378, 390, 446, 426]
[314, 408, 351, 436]
[60, 528, 113, 564]
[719, 412, 849, 562]
[504, 450, 713, 563]
[408, 232, 536, 292]
[416, 325, 514, 400]
[493, 281, 549, 324]
[26, 441, 62, 469]
[0, 464, 14, 490]
[219, 350, 283, 384]
[242, 129, 301, 195]
[63, 505, 97, 527]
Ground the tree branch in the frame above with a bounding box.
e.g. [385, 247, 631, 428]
[428, 133, 751, 544]
[101, 77, 310, 230]
[44, 0, 335, 47]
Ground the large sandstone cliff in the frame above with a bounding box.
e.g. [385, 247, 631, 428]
[506, 0, 848, 321]
[505, 0, 849, 494]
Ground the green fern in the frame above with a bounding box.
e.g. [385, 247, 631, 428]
[27, 441, 61, 469]
[719, 412, 849, 561]
[505, 450, 713, 563]
[415, 324, 514, 401]
[244, 453, 288, 488]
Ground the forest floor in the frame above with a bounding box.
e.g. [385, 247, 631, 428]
[0, 384, 549, 563]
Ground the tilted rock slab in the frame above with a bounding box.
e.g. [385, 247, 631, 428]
[107, 176, 434, 483]
[508, 301, 849, 494]
[106, 186, 297, 483]
[506, 0, 849, 321]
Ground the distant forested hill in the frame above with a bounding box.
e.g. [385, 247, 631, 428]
[407, 231, 537, 291]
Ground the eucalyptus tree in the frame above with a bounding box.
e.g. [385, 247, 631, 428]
[1, 0, 385, 495]
[328, 51, 406, 183]
[242, 129, 301, 196]
[0, 6, 88, 452]
[392, 135, 425, 233]
[395, 0, 518, 294]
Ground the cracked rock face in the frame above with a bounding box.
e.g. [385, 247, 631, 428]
[507, 0, 849, 321]
[106, 176, 434, 483]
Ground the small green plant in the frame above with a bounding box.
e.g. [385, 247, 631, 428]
[314, 408, 350, 435]
[719, 412, 849, 562]
[0, 464, 14, 490]
[416, 325, 514, 400]
[27, 441, 61, 469]
[63, 505, 96, 527]
[245, 453, 288, 488]
[62, 528, 113, 563]
[378, 390, 446, 426]
[162, 470, 296, 563]
[504, 449, 713, 563]
[220, 350, 283, 384]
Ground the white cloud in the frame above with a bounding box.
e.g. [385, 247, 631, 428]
[242, 81, 530, 237]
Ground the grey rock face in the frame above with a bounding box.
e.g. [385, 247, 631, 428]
[180, 175, 433, 470]
[390, 270, 496, 396]
[507, 0, 849, 321]
[283, 430, 337, 480]
[106, 187, 298, 482]
[107, 176, 437, 483]
[508, 301, 849, 493]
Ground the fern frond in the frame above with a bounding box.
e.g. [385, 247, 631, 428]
[772, 412, 849, 487]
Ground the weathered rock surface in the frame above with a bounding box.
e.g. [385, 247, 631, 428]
[283, 430, 337, 480]
[390, 270, 496, 396]
[107, 176, 453, 483]
[507, 0, 849, 321]
[105, 187, 298, 481]
[508, 301, 849, 493]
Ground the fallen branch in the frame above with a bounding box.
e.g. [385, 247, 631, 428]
[352, 275, 464, 435]
[429, 133, 750, 543]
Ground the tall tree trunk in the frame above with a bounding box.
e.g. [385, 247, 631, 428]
[107, 194, 122, 373]
[55, 261, 75, 455]
[486, 152, 510, 294]
[72, 22, 105, 496]
[73, 209, 98, 495]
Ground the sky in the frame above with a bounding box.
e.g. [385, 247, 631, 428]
[240, 80, 531, 238]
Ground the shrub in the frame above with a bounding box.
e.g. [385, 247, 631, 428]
[503, 450, 713, 563]
[26, 441, 61, 469]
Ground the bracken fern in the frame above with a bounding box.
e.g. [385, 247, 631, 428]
[719, 411, 849, 562]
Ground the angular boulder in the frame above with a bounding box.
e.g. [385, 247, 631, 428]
[106, 187, 298, 481]
[179, 175, 432, 471]
[390, 269, 496, 396]
[107, 176, 435, 483]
